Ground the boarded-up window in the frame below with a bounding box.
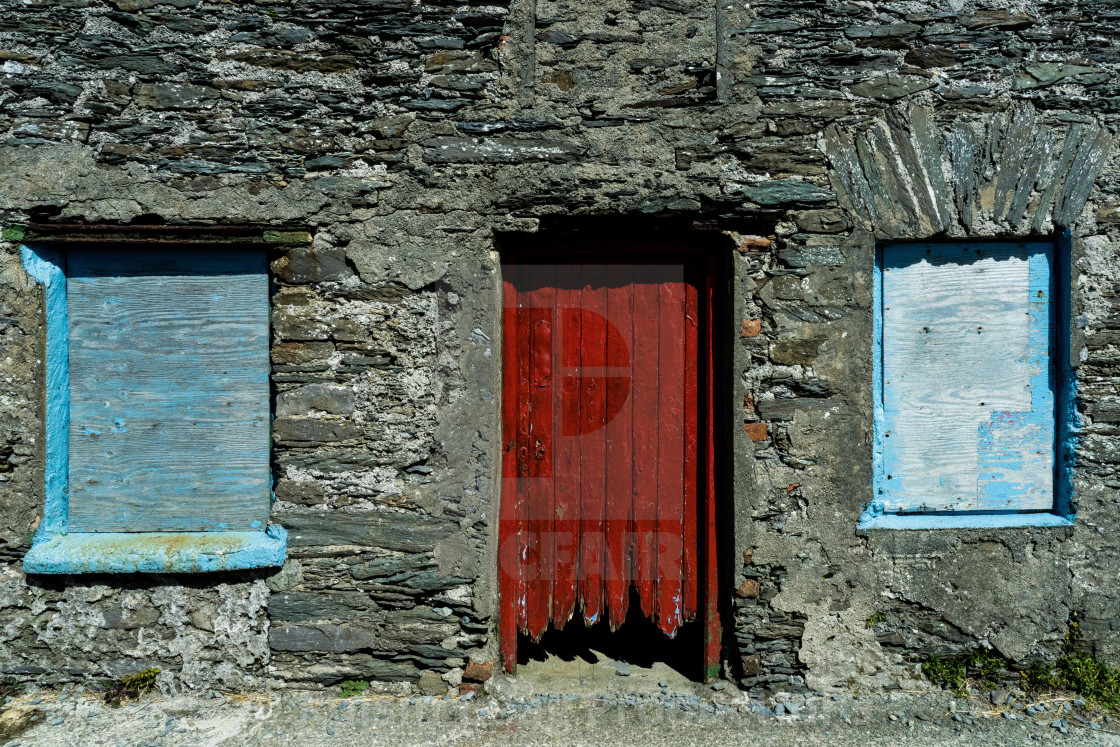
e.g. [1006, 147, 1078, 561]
[871, 241, 1070, 523]
[21, 241, 285, 574]
[66, 247, 271, 532]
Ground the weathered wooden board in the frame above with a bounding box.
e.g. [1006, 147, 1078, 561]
[525, 264, 554, 637]
[576, 266, 607, 627]
[655, 278, 685, 635]
[67, 247, 271, 533]
[681, 277, 699, 622]
[602, 267, 633, 630]
[498, 267, 521, 669]
[880, 242, 1055, 513]
[553, 264, 581, 627]
[630, 269, 661, 622]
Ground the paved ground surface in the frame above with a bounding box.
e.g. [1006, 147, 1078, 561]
[3, 654, 1119, 746]
[4, 686, 1119, 747]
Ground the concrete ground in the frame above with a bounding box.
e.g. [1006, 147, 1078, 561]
[510, 645, 694, 694]
[3, 657, 1119, 747]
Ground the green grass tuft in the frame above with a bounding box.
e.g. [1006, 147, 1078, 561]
[339, 680, 370, 699]
[922, 656, 968, 693]
[103, 667, 160, 708]
[922, 648, 1008, 693]
[1057, 653, 1120, 710]
[1020, 660, 1060, 691]
[0, 676, 24, 707]
[1019, 623, 1120, 711]
[967, 648, 1007, 688]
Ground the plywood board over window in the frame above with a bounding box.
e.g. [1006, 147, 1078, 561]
[67, 249, 271, 533]
[863, 235, 1077, 530]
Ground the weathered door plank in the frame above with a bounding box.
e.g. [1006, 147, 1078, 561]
[552, 265, 582, 627]
[604, 269, 634, 630]
[656, 277, 686, 635]
[576, 266, 608, 626]
[526, 265, 554, 639]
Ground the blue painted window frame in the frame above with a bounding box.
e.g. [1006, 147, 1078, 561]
[20, 244, 287, 573]
[861, 230, 1078, 530]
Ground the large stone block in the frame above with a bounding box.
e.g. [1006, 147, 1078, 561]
[269, 591, 377, 622]
[269, 624, 372, 652]
[273, 417, 363, 443]
[133, 83, 218, 110]
[272, 479, 327, 506]
[756, 397, 837, 422]
[276, 384, 356, 417]
[283, 510, 456, 552]
[769, 338, 824, 366]
[273, 246, 354, 284]
[421, 137, 584, 164]
[741, 180, 834, 207]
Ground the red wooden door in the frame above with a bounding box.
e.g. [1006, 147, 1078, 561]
[499, 254, 720, 678]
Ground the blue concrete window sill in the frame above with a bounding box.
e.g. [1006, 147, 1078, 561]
[23, 525, 288, 574]
[858, 512, 1074, 531]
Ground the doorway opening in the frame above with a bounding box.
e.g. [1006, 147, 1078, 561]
[517, 586, 706, 683]
[497, 226, 731, 682]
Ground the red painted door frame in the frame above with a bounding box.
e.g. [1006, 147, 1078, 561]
[498, 237, 725, 681]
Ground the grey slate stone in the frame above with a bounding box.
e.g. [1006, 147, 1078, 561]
[269, 591, 376, 622]
[792, 209, 849, 234]
[777, 246, 845, 268]
[276, 384, 357, 417]
[1014, 62, 1100, 89]
[133, 83, 218, 110]
[849, 74, 934, 101]
[101, 608, 160, 629]
[273, 479, 327, 506]
[537, 30, 579, 46]
[422, 137, 584, 164]
[1054, 126, 1114, 226]
[769, 339, 824, 366]
[416, 670, 447, 695]
[109, 0, 197, 8]
[844, 23, 920, 38]
[741, 180, 833, 207]
[756, 397, 836, 422]
[273, 417, 363, 443]
[269, 624, 372, 652]
[283, 509, 456, 552]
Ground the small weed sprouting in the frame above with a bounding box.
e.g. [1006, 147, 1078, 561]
[866, 612, 887, 628]
[0, 677, 24, 706]
[967, 648, 1007, 688]
[1042, 623, 1120, 710]
[922, 656, 967, 693]
[103, 667, 160, 708]
[1020, 660, 1060, 690]
[1013, 623, 1120, 711]
[1057, 653, 1120, 710]
[919, 624, 1120, 710]
[922, 648, 1008, 693]
[339, 680, 370, 699]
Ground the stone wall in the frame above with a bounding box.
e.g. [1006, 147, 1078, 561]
[0, 0, 1117, 695]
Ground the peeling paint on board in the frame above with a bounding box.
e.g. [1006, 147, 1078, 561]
[864, 240, 1069, 526]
